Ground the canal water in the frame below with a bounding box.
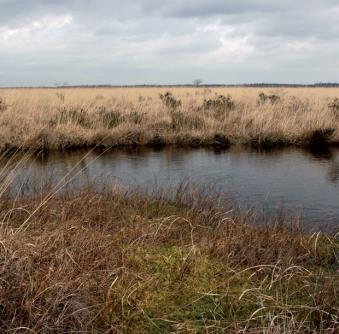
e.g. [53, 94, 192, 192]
[3, 146, 339, 228]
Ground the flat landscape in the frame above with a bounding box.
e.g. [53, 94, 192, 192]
[3, 0, 339, 332]
[1, 87, 339, 152]
[0, 87, 338, 333]
[0, 0, 339, 334]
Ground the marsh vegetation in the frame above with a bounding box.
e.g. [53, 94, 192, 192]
[0, 183, 338, 333]
[1, 87, 339, 153]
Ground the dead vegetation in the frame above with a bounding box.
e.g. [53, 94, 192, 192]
[0, 87, 338, 152]
[0, 183, 338, 333]
[0, 97, 7, 112]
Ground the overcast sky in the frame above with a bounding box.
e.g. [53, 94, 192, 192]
[1, 0, 339, 86]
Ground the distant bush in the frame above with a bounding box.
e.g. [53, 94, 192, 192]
[203, 94, 235, 111]
[159, 92, 181, 110]
[328, 98, 339, 114]
[0, 97, 7, 112]
[257, 92, 281, 105]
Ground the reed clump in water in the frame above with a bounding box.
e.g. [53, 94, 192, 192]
[0, 87, 339, 152]
[0, 182, 338, 333]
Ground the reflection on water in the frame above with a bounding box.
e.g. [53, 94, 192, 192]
[2, 146, 339, 228]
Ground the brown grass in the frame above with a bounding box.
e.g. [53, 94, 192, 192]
[0, 87, 339, 152]
[0, 184, 338, 333]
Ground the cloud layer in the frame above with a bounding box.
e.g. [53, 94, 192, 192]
[1, 0, 339, 86]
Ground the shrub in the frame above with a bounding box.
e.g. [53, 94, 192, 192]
[203, 94, 235, 111]
[257, 92, 281, 105]
[0, 97, 7, 112]
[160, 92, 181, 110]
[328, 98, 339, 114]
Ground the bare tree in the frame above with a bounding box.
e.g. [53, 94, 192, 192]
[193, 79, 202, 87]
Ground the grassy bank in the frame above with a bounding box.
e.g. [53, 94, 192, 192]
[1, 185, 338, 333]
[0, 87, 339, 152]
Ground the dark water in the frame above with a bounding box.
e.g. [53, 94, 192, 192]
[3, 146, 339, 228]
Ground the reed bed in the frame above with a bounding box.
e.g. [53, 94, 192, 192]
[0, 181, 338, 333]
[0, 87, 339, 152]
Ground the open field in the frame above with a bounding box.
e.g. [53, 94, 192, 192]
[1, 87, 339, 152]
[0, 180, 338, 333]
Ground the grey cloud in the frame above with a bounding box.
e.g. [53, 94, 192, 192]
[0, 0, 339, 85]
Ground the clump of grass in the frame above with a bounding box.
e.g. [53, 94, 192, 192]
[257, 92, 281, 105]
[203, 94, 235, 112]
[50, 107, 91, 128]
[328, 98, 339, 115]
[160, 92, 182, 110]
[0, 97, 7, 112]
[96, 106, 122, 128]
[0, 185, 337, 333]
[170, 110, 204, 130]
[128, 111, 147, 124]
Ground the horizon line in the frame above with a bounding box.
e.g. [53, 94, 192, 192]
[1, 82, 339, 89]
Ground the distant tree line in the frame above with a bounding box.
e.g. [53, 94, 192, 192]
[2, 82, 339, 89]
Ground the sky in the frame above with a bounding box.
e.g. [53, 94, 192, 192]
[1, 0, 339, 86]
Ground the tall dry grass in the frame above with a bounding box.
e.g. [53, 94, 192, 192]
[0, 87, 339, 152]
[0, 181, 338, 332]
